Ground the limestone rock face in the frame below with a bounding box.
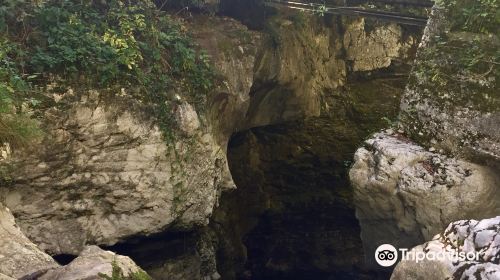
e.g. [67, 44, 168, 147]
[0, 204, 58, 279]
[39, 245, 147, 280]
[399, 6, 500, 166]
[244, 15, 417, 128]
[188, 16, 262, 142]
[0, 90, 232, 255]
[343, 18, 416, 71]
[350, 132, 500, 266]
[391, 216, 500, 280]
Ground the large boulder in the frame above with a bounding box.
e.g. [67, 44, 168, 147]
[0, 89, 233, 255]
[350, 132, 500, 266]
[391, 216, 500, 280]
[0, 204, 58, 278]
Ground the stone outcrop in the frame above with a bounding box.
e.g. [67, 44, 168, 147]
[0, 144, 10, 162]
[0, 89, 233, 255]
[39, 245, 148, 280]
[244, 14, 418, 128]
[343, 18, 416, 71]
[188, 16, 262, 142]
[399, 5, 500, 166]
[350, 132, 500, 266]
[0, 204, 58, 278]
[391, 216, 500, 280]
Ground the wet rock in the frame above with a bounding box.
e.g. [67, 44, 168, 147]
[244, 15, 417, 128]
[350, 132, 500, 266]
[39, 245, 148, 280]
[106, 230, 219, 280]
[391, 216, 500, 280]
[0, 204, 58, 278]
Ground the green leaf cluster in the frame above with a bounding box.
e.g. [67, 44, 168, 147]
[437, 0, 499, 34]
[0, 0, 216, 148]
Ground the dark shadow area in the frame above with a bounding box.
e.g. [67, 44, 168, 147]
[211, 73, 409, 279]
[103, 230, 203, 279]
[53, 254, 77, 265]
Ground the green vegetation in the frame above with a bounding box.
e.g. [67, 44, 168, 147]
[99, 260, 151, 280]
[0, 40, 42, 148]
[0, 0, 215, 147]
[436, 0, 499, 34]
[408, 0, 499, 112]
[402, 0, 499, 146]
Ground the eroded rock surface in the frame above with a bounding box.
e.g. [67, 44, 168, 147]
[391, 216, 500, 280]
[399, 6, 500, 166]
[350, 132, 500, 266]
[0, 204, 58, 278]
[39, 245, 148, 280]
[0, 90, 232, 255]
[188, 16, 262, 142]
[244, 14, 418, 128]
[343, 18, 416, 71]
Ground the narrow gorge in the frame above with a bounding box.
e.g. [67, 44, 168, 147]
[0, 0, 498, 280]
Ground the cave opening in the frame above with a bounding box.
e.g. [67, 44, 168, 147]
[213, 73, 408, 280]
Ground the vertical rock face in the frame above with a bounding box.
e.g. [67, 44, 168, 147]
[0, 90, 232, 255]
[0, 204, 58, 278]
[349, 1, 500, 272]
[391, 216, 500, 280]
[343, 19, 416, 71]
[350, 132, 500, 267]
[244, 14, 418, 129]
[399, 6, 500, 166]
[187, 16, 262, 142]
